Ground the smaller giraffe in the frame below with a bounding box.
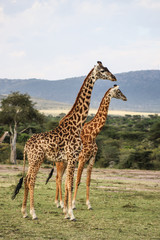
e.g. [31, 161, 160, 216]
[50, 85, 127, 209]
[0, 131, 9, 144]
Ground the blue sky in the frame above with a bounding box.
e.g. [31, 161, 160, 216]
[0, 0, 160, 80]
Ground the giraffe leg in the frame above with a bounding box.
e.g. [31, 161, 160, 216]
[58, 175, 64, 208]
[27, 154, 44, 219]
[55, 174, 60, 208]
[86, 150, 97, 210]
[29, 181, 37, 220]
[59, 162, 67, 208]
[21, 176, 29, 218]
[63, 161, 76, 220]
[72, 152, 86, 209]
[63, 177, 69, 219]
[55, 162, 67, 208]
[68, 162, 76, 221]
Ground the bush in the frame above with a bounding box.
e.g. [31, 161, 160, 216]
[17, 133, 30, 143]
[0, 143, 10, 163]
[96, 139, 120, 167]
[121, 150, 153, 170]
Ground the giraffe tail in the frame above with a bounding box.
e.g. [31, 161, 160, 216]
[45, 163, 54, 184]
[11, 146, 27, 200]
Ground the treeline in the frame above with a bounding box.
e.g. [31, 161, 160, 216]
[0, 114, 160, 170]
[94, 114, 160, 170]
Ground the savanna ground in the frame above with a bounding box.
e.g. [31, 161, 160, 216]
[0, 164, 160, 240]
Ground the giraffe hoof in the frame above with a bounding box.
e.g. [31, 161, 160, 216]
[33, 217, 38, 220]
[71, 218, 76, 222]
[88, 207, 93, 210]
[72, 207, 76, 210]
[23, 215, 28, 218]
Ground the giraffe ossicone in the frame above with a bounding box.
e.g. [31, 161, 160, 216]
[12, 61, 116, 221]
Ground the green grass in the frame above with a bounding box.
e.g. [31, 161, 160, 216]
[0, 168, 160, 240]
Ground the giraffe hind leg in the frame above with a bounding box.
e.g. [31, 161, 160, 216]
[21, 176, 29, 218]
[86, 153, 96, 210]
[26, 154, 44, 219]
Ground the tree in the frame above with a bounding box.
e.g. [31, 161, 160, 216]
[0, 92, 45, 164]
[149, 121, 160, 146]
[124, 150, 153, 169]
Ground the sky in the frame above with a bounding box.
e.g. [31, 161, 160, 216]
[0, 0, 160, 80]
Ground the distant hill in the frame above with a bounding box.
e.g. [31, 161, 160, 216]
[0, 70, 160, 112]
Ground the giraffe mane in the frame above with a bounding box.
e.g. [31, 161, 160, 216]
[59, 68, 94, 123]
[85, 87, 112, 126]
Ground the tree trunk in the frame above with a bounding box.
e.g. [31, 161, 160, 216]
[10, 124, 17, 164]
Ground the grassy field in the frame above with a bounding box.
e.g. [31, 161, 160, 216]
[0, 165, 160, 240]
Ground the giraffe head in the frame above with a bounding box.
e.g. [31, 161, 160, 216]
[93, 61, 117, 82]
[109, 85, 127, 101]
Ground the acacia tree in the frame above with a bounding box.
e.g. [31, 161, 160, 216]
[0, 92, 45, 164]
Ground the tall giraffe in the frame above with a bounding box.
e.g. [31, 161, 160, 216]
[12, 61, 116, 221]
[52, 85, 127, 209]
[0, 131, 9, 144]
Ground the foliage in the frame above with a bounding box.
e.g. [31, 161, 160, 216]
[0, 144, 10, 163]
[149, 121, 160, 146]
[96, 139, 120, 167]
[0, 112, 160, 170]
[96, 114, 160, 169]
[0, 92, 45, 126]
[121, 150, 153, 169]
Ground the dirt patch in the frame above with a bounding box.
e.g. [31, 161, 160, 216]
[0, 164, 160, 192]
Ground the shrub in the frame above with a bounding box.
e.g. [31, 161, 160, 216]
[122, 150, 153, 170]
[0, 143, 10, 163]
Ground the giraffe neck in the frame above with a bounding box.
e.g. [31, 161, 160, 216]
[0, 132, 8, 143]
[60, 69, 95, 128]
[89, 88, 112, 133]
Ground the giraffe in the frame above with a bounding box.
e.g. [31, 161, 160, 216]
[0, 131, 9, 144]
[12, 61, 117, 221]
[51, 85, 127, 210]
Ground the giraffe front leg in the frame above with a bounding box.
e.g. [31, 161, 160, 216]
[86, 155, 96, 210]
[67, 163, 76, 221]
[63, 178, 69, 219]
[58, 162, 67, 209]
[21, 176, 29, 218]
[59, 176, 64, 209]
[72, 154, 85, 210]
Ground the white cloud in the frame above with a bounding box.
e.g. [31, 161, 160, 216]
[75, 0, 121, 17]
[10, 50, 26, 58]
[0, 7, 5, 23]
[137, 0, 160, 9]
